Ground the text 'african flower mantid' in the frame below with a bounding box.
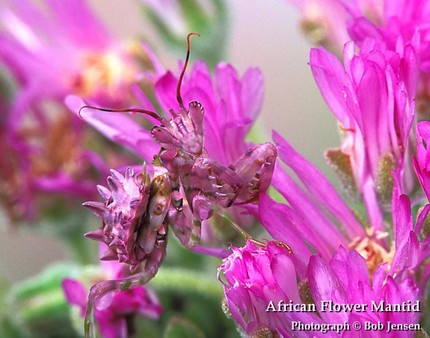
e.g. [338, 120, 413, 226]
[310, 37, 418, 231]
[219, 241, 423, 337]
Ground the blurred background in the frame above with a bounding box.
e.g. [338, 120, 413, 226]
[0, 0, 337, 284]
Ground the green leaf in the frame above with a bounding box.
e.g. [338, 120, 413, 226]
[10, 264, 79, 301]
[150, 267, 224, 299]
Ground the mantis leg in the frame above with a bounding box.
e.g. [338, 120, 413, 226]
[84, 236, 167, 338]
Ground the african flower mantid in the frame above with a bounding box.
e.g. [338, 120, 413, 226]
[0, 0, 161, 222]
[69, 33, 278, 337]
[67, 33, 267, 250]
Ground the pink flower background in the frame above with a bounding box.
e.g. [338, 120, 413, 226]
[0, 0, 338, 283]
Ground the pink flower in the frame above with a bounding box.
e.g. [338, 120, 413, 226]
[0, 0, 154, 122]
[221, 130, 429, 336]
[344, 0, 430, 57]
[288, 0, 430, 118]
[0, 0, 163, 222]
[219, 239, 422, 337]
[310, 38, 418, 230]
[269, 131, 429, 276]
[219, 241, 307, 337]
[414, 121, 430, 201]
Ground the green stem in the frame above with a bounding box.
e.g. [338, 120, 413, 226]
[150, 268, 224, 300]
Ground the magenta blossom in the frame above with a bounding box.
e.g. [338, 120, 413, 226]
[343, 0, 430, 63]
[219, 240, 421, 337]
[310, 38, 418, 230]
[342, 0, 430, 117]
[0, 0, 155, 125]
[268, 132, 430, 279]
[287, 0, 430, 117]
[286, 0, 430, 60]
[414, 121, 430, 201]
[220, 140, 429, 336]
[62, 253, 162, 338]
[221, 130, 430, 336]
[0, 0, 162, 222]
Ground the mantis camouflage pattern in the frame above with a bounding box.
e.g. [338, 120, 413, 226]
[80, 33, 278, 338]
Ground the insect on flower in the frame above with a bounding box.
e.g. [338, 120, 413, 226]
[79, 33, 284, 338]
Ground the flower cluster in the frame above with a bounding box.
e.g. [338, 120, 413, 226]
[0, 0, 159, 222]
[2, 1, 430, 338]
[214, 1, 430, 336]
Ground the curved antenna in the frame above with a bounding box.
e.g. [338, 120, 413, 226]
[78, 105, 162, 121]
[176, 32, 200, 108]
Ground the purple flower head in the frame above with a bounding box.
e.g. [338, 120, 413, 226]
[414, 121, 430, 201]
[218, 240, 306, 337]
[0, 0, 156, 117]
[310, 38, 418, 230]
[287, 0, 429, 60]
[62, 249, 162, 338]
[343, 0, 430, 118]
[224, 127, 430, 336]
[0, 0, 162, 222]
[269, 131, 430, 277]
[219, 240, 423, 337]
[344, 0, 430, 60]
[288, 0, 430, 119]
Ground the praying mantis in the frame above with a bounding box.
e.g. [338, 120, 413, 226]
[79, 33, 283, 338]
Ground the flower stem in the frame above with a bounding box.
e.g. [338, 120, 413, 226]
[150, 268, 224, 299]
